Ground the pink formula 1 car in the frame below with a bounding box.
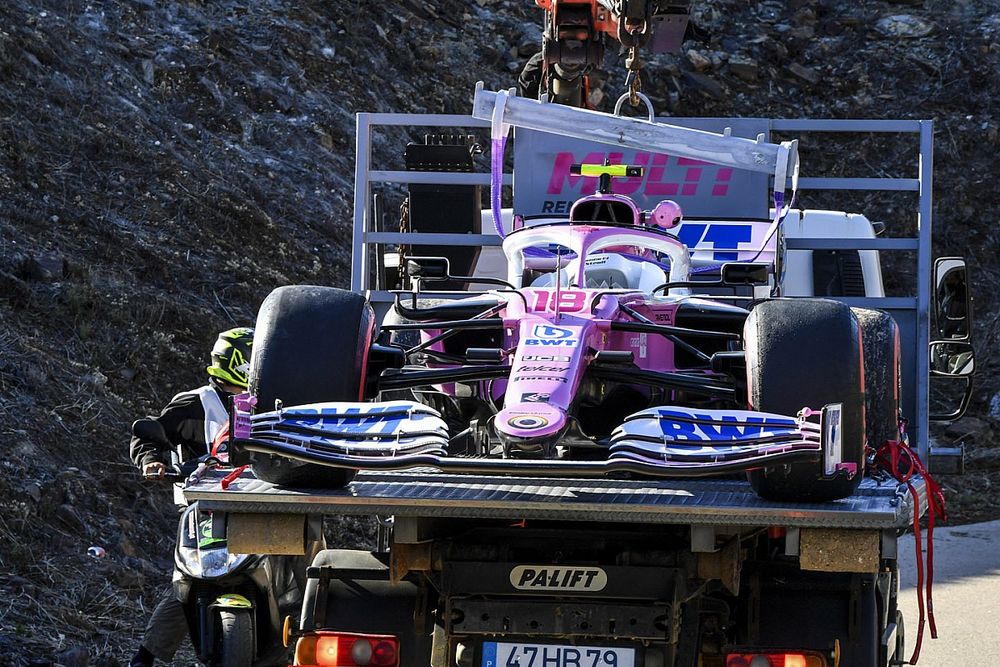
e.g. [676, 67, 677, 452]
[234, 165, 901, 503]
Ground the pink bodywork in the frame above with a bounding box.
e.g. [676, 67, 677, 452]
[494, 288, 682, 440]
[421, 221, 702, 443]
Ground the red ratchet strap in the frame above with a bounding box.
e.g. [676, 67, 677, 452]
[874, 430, 947, 665]
[220, 464, 250, 490]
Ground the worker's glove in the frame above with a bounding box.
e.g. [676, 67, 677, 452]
[142, 461, 167, 480]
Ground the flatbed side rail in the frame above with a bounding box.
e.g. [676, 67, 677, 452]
[768, 119, 933, 464]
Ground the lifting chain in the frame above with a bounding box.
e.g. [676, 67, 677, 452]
[619, 9, 651, 109]
[625, 44, 644, 107]
[398, 196, 411, 288]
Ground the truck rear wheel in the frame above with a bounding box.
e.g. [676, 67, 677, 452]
[853, 307, 902, 452]
[247, 285, 374, 488]
[744, 299, 865, 502]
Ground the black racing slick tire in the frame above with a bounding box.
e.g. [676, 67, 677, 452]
[247, 285, 374, 489]
[216, 609, 254, 667]
[745, 299, 865, 502]
[853, 307, 902, 452]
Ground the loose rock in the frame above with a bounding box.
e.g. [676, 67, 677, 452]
[686, 48, 713, 71]
[728, 56, 759, 82]
[875, 15, 934, 38]
[787, 62, 821, 85]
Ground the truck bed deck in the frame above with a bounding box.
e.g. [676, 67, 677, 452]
[185, 469, 925, 529]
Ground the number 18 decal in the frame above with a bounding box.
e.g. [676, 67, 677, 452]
[532, 290, 587, 312]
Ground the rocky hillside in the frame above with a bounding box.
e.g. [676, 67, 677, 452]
[1, 0, 998, 663]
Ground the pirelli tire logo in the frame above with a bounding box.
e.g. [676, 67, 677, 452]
[509, 565, 608, 592]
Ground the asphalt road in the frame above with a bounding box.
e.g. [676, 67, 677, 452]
[898, 519, 1000, 665]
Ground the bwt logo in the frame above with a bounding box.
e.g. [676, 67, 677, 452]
[532, 325, 573, 339]
[283, 406, 405, 435]
[547, 151, 734, 198]
[658, 411, 797, 441]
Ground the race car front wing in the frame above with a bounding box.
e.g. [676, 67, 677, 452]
[232, 399, 850, 479]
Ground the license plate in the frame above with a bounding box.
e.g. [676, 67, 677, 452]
[482, 642, 635, 667]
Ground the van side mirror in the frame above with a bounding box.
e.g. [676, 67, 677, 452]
[929, 341, 975, 422]
[930, 341, 975, 377]
[934, 257, 972, 339]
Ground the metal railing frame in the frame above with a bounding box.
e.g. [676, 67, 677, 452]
[351, 114, 937, 460]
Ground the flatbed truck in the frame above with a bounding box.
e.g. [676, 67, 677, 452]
[185, 105, 973, 667]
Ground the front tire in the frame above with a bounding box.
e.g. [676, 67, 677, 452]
[216, 610, 254, 667]
[745, 299, 865, 501]
[247, 285, 374, 488]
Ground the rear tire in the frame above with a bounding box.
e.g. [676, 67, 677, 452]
[216, 610, 254, 667]
[745, 299, 865, 501]
[853, 307, 902, 452]
[247, 285, 374, 488]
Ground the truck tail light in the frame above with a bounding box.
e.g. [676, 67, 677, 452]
[725, 651, 827, 667]
[294, 632, 399, 667]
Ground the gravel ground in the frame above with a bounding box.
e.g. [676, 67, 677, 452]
[1, 0, 998, 663]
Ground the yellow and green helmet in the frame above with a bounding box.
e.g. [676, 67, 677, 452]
[206, 327, 254, 388]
